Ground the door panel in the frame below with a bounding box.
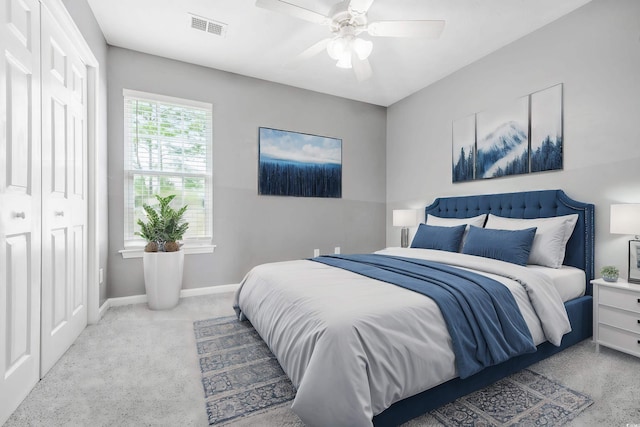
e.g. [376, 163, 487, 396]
[40, 4, 88, 377]
[0, 0, 41, 424]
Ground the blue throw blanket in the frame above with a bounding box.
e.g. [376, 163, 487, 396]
[311, 254, 535, 379]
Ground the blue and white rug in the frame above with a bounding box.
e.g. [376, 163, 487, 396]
[194, 316, 296, 425]
[194, 316, 593, 426]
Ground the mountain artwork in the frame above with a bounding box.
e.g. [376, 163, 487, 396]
[452, 84, 562, 183]
[476, 96, 529, 179]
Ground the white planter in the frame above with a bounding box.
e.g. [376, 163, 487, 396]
[143, 250, 184, 310]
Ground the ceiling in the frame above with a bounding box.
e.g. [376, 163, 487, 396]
[87, 0, 592, 107]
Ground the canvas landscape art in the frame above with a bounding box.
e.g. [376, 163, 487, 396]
[259, 127, 342, 198]
[452, 84, 563, 182]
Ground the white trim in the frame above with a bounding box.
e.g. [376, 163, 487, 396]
[106, 284, 239, 308]
[122, 88, 212, 110]
[98, 299, 111, 318]
[42, 0, 101, 325]
[119, 244, 216, 259]
[180, 283, 239, 297]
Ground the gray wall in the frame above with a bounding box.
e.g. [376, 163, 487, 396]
[386, 0, 640, 278]
[107, 47, 387, 298]
[61, 0, 109, 305]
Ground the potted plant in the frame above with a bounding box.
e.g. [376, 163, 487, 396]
[136, 194, 189, 310]
[600, 265, 619, 283]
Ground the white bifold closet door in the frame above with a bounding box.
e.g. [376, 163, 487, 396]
[0, 1, 89, 422]
[40, 3, 88, 376]
[0, 0, 42, 423]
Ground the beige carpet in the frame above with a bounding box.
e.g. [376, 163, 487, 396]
[5, 292, 640, 426]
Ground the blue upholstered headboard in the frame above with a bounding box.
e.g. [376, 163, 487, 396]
[425, 190, 595, 293]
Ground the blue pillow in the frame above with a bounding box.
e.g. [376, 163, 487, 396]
[462, 225, 537, 266]
[410, 224, 467, 252]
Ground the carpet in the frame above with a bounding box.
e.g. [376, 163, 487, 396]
[194, 316, 593, 426]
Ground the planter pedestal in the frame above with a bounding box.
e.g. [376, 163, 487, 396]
[143, 251, 184, 310]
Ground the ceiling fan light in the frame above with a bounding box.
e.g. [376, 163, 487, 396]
[353, 38, 373, 60]
[336, 55, 352, 69]
[327, 37, 347, 60]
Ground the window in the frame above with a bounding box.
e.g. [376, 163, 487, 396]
[123, 89, 212, 248]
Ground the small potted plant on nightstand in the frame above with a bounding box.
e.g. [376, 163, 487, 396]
[136, 194, 189, 310]
[600, 265, 619, 283]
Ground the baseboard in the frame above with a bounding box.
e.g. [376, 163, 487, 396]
[106, 283, 240, 308]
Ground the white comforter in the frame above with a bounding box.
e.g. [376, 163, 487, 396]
[233, 248, 571, 427]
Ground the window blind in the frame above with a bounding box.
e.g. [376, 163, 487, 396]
[123, 89, 212, 246]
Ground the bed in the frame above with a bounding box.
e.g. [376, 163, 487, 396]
[233, 189, 595, 427]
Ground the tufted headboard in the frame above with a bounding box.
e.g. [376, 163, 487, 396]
[425, 189, 595, 293]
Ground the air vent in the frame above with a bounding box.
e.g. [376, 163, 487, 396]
[189, 13, 227, 37]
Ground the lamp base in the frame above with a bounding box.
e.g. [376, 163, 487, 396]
[401, 227, 409, 248]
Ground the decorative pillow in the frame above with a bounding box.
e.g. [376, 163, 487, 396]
[426, 213, 487, 250]
[410, 224, 467, 252]
[462, 225, 537, 266]
[484, 214, 579, 268]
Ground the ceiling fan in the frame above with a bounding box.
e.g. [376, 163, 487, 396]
[255, 0, 445, 82]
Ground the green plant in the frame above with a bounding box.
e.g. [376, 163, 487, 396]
[600, 265, 619, 277]
[136, 194, 189, 252]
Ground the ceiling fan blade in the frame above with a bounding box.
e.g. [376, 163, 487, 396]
[351, 54, 372, 82]
[367, 20, 445, 38]
[284, 38, 331, 68]
[255, 0, 330, 25]
[348, 0, 375, 16]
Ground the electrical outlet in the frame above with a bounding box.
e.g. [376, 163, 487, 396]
[334, 247, 340, 254]
[99, 268, 104, 284]
[313, 249, 320, 257]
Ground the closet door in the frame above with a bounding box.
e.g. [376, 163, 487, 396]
[0, 0, 42, 424]
[40, 3, 88, 376]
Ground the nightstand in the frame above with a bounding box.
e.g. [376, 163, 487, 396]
[592, 278, 640, 358]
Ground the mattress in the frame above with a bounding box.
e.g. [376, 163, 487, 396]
[528, 264, 586, 302]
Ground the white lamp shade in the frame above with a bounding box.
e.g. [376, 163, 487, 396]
[610, 204, 640, 234]
[393, 209, 418, 227]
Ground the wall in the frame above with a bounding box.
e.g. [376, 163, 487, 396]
[61, 0, 109, 305]
[107, 47, 387, 298]
[386, 0, 640, 277]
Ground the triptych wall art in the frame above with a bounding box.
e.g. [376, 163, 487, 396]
[258, 127, 342, 198]
[452, 83, 563, 183]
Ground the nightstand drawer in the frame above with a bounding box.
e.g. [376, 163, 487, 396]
[598, 324, 640, 357]
[599, 287, 640, 313]
[599, 306, 640, 333]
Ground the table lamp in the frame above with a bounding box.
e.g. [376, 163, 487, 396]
[610, 204, 640, 283]
[393, 209, 418, 248]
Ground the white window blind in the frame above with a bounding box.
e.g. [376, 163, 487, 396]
[123, 89, 212, 247]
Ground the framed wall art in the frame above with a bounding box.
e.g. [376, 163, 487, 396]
[452, 114, 475, 183]
[452, 83, 564, 183]
[258, 127, 342, 198]
[629, 240, 640, 284]
[530, 83, 563, 173]
[476, 96, 529, 180]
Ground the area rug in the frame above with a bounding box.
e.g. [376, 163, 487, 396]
[194, 316, 593, 426]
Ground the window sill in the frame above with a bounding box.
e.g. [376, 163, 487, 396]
[119, 244, 216, 259]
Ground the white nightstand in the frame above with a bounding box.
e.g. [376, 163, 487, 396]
[592, 278, 640, 358]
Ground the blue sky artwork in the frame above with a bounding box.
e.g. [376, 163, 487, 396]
[259, 127, 342, 198]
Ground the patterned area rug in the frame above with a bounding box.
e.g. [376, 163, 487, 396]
[194, 316, 592, 426]
[194, 316, 296, 425]
[431, 369, 593, 426]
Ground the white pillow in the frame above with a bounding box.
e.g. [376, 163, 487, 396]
[426, 214, 487, 251]
[484, 214, 579, 268]
[426, 213, 487, 229]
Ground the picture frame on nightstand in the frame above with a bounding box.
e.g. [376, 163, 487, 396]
[628, 240, 640, 284]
